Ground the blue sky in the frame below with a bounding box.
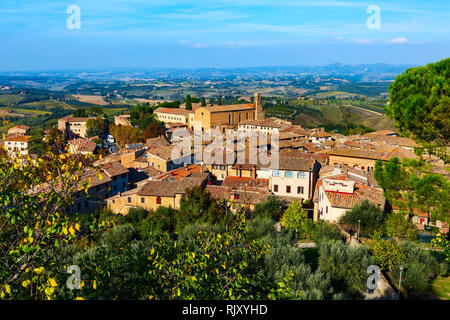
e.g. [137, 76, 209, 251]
[0, 0, 449, 70]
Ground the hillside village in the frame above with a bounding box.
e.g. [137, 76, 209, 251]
[2, 92, 447, 236]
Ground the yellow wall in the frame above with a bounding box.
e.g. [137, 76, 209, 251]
[329, 155, 377, 171]
[146, 154, 169, 171]
[194, 108, 255, 132]
[107, 193, 181, 215]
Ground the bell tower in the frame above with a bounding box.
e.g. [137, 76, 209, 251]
[254, 92, 265, 121]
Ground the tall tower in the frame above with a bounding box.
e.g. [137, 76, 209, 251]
[254, 92, 265, 121]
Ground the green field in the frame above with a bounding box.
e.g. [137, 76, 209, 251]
[265, 105, 296, 118]
[0, 107, 51, 116]
[0, 94, 24, 106]
[20, 99, 72, 110]
[315, 91, 359, 98]
[431, 276, 450, 300]
[318, 105, 342, 124]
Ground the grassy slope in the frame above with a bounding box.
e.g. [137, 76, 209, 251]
[431, 276, 450, 300]
[0, 94, 24, 106]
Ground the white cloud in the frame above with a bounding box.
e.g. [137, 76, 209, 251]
[387, 37, 408, 44]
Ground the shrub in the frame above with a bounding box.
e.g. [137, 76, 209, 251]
[252, 195, 284, 220]
[100, 224, 140, 251]
[246, 216, 276, 242]
[140, 206, 176, 236]
[312, 222, 343, 245]
[126, 207, 149, 224]
[384, 212, 417, 240]
[318, 240, 374, 297]
[339, 200, 384, 237]
[390, 241, 447, 295]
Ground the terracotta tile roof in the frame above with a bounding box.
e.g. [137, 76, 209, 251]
[222, 176, 253, 189]
[313, 170, 385, 208]
[202, 103, 254, 113]
[278, 157, 315, 171]
[60, 117, 93, 122]
[145, 135, 171, 149]
[327, 148, 393, 161]
[324, 188, 385, 209]
[154, 107, 193, 116]
[156, 164, 207, 181]
[147, 145, 188, 161]
[79, 169, 112, 189]
[138, 174, 207, 197]
[312, 131, 332, 138]
[101, 162, 129, 177]
[205, 185, 272, 205]
[138, 180, 180, 197]
[4, 135, 31, 142]
[239, 117, 288, 129]
[8, 125, 30, 132]
[68, 138, 97, 153]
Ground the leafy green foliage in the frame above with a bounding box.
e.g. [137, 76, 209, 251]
[370, 231, 406, 271]
[391, 241, 447, 295]
[185, 95, 192, 110]
[375, 158, 450, 223]
[0, 151, 108, 300]
[318, 240, 373, 297]
[312, 222, 343, 245]
[338, 200, 385, 237]
[384, 212, 417, 241]
[252, 195, 284, 220]
[280, 200, 314, 240]
[177, 187, 224, 232]
[386, 58, 449, 160]
[431, 233, 450, 262]
[86, 117, 107, 138]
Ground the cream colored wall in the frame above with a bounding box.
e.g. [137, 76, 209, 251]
[107, 194, 179, 215]
[194, 108, 255, 132]
[329, 155, 377, 171]
[156, 112, 187, 125]
[146, 154, 169, 171]
[316, 186, 347, 223]
[5, 140, 29, 157]
[269, 170, 312, 199]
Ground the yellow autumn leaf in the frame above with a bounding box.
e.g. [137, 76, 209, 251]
[68, 226, 75, 235]
[33, 267, 44, 274]
[48, 278, 58, 287]
[75, 223, 80, 231]
[46, 175, 52, 181]
[45, 287, 55, 296]
[98, 172, 103, 180]
[4, 284, 11, 294]
[75, 297, 85, 300]
[93, 280, 97, 289]
[22, 280, 31, 288]
[78, 162, 82, 169]
[62, 227, 68, 235]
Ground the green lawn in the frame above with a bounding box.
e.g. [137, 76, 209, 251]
[431, 276, 450, 300]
